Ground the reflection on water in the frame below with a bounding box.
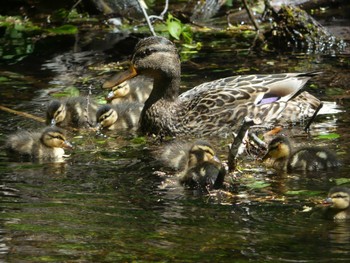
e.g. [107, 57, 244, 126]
[1, 27, 350, 263]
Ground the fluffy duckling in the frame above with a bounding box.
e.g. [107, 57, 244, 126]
[323, 186, 350, 220]
[161, 141, 226, 191]
[95, 102, 143, 130]
[46, 97, 98, 128]
[4, 126, 73, 161]
[105, 76, 152, 104]
[262, 136, 340, 171]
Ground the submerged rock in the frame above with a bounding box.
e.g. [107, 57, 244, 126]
[264, 4, 347, 54]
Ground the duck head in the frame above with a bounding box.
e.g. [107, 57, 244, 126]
[188, 141, 220, 168]
[324, 186, 350, 210]
[262, 136, 291, 161]
[41, 127, 73, 149]
[103, 36, 181, 100]
[46, 100, 67, 126]
[96, 105, 118, 130]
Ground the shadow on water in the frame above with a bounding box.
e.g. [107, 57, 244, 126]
[1, 5, 350, 263]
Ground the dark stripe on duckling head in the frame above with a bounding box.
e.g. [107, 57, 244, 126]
[96, 105, 112, 120]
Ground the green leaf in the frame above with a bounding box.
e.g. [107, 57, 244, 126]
[168, 20, 182, 40]
[317, 133, 340, 140]
[47, 24, 78, 35]
[51, 86, 80, 98]
[286, 190, 322, 196]
[246, 181, 270, 189]
[333, 178, 350, 185]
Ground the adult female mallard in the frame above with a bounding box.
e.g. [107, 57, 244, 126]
[262, 135, 340, 171]
[46, 97, 98, 129]
[103, 36, 322, 137]
[96, 102, 143, 131]
[323, 186, 350, 220]
[4, 126, 73, 162]
[160, 140, 226, 191]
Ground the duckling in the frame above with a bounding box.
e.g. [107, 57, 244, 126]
[323, 186, 350, 220]
[95, 102, 143, 130]
[262, 136, 340, 171]
[180, 141, 226, 190]
[4, 126, 73, 161]
[104, 76, 152, 104]
[161, 141, 226, 191]
[46, 97, 98, 128]
[102, 36, 322, 137]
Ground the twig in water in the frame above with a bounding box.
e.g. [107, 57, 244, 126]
[227, 117, 256, 172]
[242, 0, 260, 32]
[0, 105, 45, 123]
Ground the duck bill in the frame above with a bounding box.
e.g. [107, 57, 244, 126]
[102, 65, 138, 89]
[51, 118, 56, 126]
[105, 90, 115, 102]
[63, 141, 73, 149]
[322, 197, 333, 206]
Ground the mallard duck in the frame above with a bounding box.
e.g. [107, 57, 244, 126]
[102, 36, 322, 137]
[104, 76, 152, 104]
[4, 126, 73, 161]
[262, 136, 340, 171]
[323, 186, 350, 220]
[160, 140, 226, 190]
[46, 97, 98, 128]
[95, 102, 143, 130]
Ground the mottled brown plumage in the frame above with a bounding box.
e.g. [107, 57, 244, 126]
[104, 36, 322, 137]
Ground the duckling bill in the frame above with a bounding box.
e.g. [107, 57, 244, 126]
[4, 126, 73, 162]
[263, 136, 340, 171]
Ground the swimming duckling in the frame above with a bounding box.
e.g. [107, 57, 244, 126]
[95, 102, 143, 130]
[105, 76, 152, 104]
[161, 140, 226, 191]
[262, 136, 340, 171]
[46, 97, 98, 128]
[4, 126, 73, 162]
[323, 186, 350, 220]
[180, 141, 226, 190]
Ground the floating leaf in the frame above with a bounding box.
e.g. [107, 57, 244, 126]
[317, 133, 340, 140]
[246, 181, 270, 189]
[131, 137, 147, 145]
[47, 24, 78, 35]
[51, 86, 80, 97]
[286, 190, 322, 196]
[333, 178, 350, 185]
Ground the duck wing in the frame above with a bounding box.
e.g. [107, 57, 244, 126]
[178, 73, 321, 134]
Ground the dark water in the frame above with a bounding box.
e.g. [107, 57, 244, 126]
[1, 10, 350, 263]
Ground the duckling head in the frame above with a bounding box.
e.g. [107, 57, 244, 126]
[102, 36, 180, 97]
[96, 105, 118, 130]
[262, 136, 291, 161]
[47, 100, 67, 126]
[188, 141, 218, 168]
[324, 186, 350, 210]
[40, 127, 73, 149]
[106, 82, 131, 102]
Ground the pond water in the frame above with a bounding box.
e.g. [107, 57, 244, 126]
[1, 6, 350, 262]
